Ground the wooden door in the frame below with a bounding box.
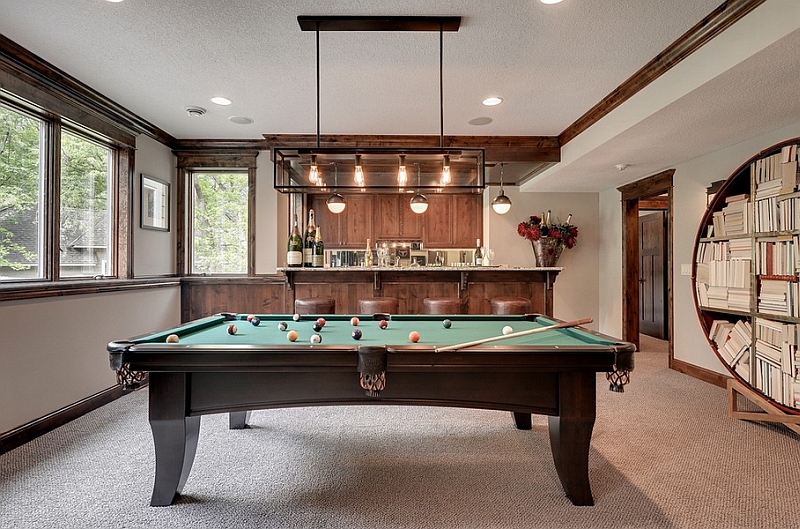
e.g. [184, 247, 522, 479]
[639, 211, 667, 339]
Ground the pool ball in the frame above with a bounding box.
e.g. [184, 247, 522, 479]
[278, 321, 288, 331]
[246, 314, 255, 322]
[351, 329, 363, 340]
[293, 313, 301, 321]
[442, 319, 452, 329]
[310, 333, 322, 344]
[312, 323, 322, 332]
[378, 319, 388, 330]
[316, 318, 326, 327]
[409, 331, 420, 343]
[227, 324, 238, 335]
[287, 330, 299, 342]
[502, 325, 514, 335]
[250, 317, 260, 327]
[351, 317, 360, 326]
[166, 334, 180, 343]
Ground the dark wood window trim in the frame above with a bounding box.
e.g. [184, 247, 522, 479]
[174, 151, 259, 277]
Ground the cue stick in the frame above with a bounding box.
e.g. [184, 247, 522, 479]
[435, 317, 593, 353]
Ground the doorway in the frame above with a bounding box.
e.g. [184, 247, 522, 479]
[618, 170, 674, 364]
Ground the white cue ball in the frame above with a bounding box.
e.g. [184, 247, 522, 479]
[502, 325, 514, 335]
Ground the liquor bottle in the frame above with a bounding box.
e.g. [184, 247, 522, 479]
[474, 238, 483, 266]
[365, 238, 373, 268]
[303, 209, 316, 267]
[312, 225, 325, 268]
[286, 214, 303, 267]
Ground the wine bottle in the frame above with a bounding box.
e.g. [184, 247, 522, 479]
[312, 225, 324, 267]
[303, 209, 316, 267]
[474, 238, 483, 266]
[365, 238, 373, 268]
[287, 213, 303, 267]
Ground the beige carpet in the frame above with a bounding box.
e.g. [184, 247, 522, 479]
[1, 346, 798, 528]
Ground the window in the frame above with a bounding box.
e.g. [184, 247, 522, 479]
[0, 102, 44, 280]
[59, 130, 113, 278]
[190, 171, 249, 274]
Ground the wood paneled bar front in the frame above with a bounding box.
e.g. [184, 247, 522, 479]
[278, 266, 561, 316]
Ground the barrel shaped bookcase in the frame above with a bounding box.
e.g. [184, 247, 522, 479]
[692, 137, 800, 422]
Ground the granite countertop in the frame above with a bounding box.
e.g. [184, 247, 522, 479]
[278, 265, 563, 272]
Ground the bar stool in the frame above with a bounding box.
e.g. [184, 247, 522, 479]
[295, 297, 336, 314]
[490, 297, 532, 315]
[359, 297, 399, 314]
[423, 297, 463, 315]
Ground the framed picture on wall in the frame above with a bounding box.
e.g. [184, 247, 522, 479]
[140, 174, 170, 231]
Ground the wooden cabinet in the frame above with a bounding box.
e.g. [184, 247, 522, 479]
[692, 137, 800, 419]
[310, 194, 373, 248]
[373, 194, 421, 240]
[311, 193, 482, 249]
[423, 194, 482, 248]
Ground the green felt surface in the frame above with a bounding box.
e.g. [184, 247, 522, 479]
[138, 314, 616, 348]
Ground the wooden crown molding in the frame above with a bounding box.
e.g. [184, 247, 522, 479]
[559, 0, 768, 146]
[263, 134, 560, 164]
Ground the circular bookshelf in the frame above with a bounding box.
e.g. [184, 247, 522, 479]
[692, 138, 800, 415]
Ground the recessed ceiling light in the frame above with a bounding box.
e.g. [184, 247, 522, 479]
[540, 0, 564, 4]
[482, 97, 503, 106]
[229, 116, 254, 125]
[211, 96, 232, 106]
[105, 0, 124, 3]
[468, 117, 493, 126]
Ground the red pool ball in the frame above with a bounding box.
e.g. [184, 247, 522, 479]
[246, 314, 255, 322]
[316, 318, 326, 327]
[408, 331, 420, 343]
[378, 319, 388, 330]
[351, 317, 360, 326]
[227, 324, 238, 335]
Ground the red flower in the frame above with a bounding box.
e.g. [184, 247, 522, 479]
[517, 213, 578, 249]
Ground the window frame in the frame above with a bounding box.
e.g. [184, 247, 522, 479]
[0, 91, 131, 285]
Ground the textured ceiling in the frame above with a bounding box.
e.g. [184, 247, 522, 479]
[2, 0, 797, 192]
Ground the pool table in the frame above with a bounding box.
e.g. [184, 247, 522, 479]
[108, 313, 634, 507]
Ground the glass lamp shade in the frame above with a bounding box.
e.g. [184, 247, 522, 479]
[491, 189, 512, 214]
[326, 193, 346, 214]
[410, 193, 429, 214]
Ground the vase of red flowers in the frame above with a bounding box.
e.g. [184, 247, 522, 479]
[517, 212, 578, 267]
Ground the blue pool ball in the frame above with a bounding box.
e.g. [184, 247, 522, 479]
[310, 333, 322, 344]
[278, 321, 288, 331]
[312, 322, 322, 332]
[442, 319, 452, 329]
[351, 329, 363, 341]
[250, 317, 260, 327]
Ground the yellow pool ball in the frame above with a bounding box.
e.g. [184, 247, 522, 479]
[287, 330, 299, 342]
[166, 334, 180, 343]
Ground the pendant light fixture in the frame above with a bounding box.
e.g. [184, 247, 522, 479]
[397, 155, 408, 187]
[326, 162, 346, 213]
[410, 163, 428, 214]
[441, 155, 451, 185]
[354, 154, 365, 187]
[491, 163, 512, 215]
[309, 155, 319, 184]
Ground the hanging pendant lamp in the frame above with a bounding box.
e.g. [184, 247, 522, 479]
[491, 163, 512, 214]
[327, 163, 346, 213]
[410, 163, 428, 214]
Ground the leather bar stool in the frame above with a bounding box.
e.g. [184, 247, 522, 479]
[490, 297, 532, 315]
[359, 297, 399, 314]
[423, 297, 463, 315]
[295, 297, 336, 314]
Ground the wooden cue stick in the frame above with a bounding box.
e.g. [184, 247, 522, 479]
[435, 317, 593, 353]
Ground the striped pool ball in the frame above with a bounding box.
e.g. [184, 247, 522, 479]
[316, 318, 326, 327]
[278, 322, 288, 331]
[351, 329, 363, 340]
[227, 324, 237, 335]
[166, 334, 180, 343]
[310, 333, 322, 344]
[246, 314, 255, 322]
[293, 313, 301, 321]
[351, 317, 360, 326]
[378, 319, 388, 330]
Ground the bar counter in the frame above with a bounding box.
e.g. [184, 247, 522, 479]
[278, 265, 562, 316]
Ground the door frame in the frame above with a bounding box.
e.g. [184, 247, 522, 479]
[618, 169, 674, 365]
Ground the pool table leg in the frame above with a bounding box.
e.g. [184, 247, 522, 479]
[229, 411, 252, 429]
[512, 412, 532, 429]
[148, 373, 201, 507]
[548, 371, 596, 506]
